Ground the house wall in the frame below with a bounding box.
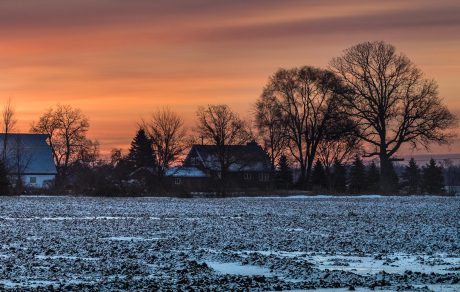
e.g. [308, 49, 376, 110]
[167, 177, 213, 194]
[225, 172, 272, 191]
[22, 174, 55, 188]
[446, 185, 460, 196]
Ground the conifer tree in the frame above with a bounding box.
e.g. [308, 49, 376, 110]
[0, 160, 9, 195]
[127, 128, 156, 169]
[348, 155, 366, 194]
[402, 158, 421, 194]
[311, 160, 327, 190]
[332, 159, 347, 193]
[422, 158, 444, 194]
[366, 161, 380, 193]
[276, 155, 292, 189]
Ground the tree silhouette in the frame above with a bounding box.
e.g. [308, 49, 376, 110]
[311, 160, 327, 190]
[402, 158, 421, 194]
[254, 93, 286, 171]
[0, 159, 9, 195]
[127, 128, 156, 170]
[31, 104, 90, 183]
[2, 98, 17, 163]
[144, 108, 187, 177]
[331, 41, 457, 193]
[276, 155, 292, 189]
[262, 66, 346, 188]
[422, 158, 444, 194]
[348, 155, 366, 194]
[366, 161, 380, 193]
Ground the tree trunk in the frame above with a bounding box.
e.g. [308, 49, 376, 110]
[379, 153, 398, 194]
[298, 164, 306, 189]
[305, 159, 314, 190]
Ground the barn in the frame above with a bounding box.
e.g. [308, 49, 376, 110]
[0, 133, 57, 188]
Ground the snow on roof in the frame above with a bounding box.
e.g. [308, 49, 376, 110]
[165, 167, 208, 177]
[0, 133, 57, 175]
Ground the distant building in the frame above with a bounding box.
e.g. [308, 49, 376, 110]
[167, 142, 272, 193]
[0, 133, 57, 188]
[165, 166, 210, 193]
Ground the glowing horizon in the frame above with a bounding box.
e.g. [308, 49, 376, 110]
[1, 0, 459, 156]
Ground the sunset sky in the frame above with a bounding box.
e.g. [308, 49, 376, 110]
[1, 0, 459, 156]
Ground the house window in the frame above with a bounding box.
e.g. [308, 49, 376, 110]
[174, 178, 182, 185]
[243, 173, 252, 180]
[29, 177, 37, 184]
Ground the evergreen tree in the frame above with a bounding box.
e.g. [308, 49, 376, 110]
[422, 158, 444, 194]
[276, 155, 292, 189]
[332, 159, 347, 193]
[366, 161, 380, 193]
[0, 160, 9, 195]
[127, 128, 156, 169]
[311, 160, 327, 190]
[348, 155, 366, 194]
[402, 158, 421, 194]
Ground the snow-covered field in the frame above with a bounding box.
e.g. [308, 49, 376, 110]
[0, 196, 459, 291]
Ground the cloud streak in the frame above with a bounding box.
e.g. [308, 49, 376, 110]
[0, 0, 459, 154]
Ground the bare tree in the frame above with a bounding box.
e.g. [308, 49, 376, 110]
[31, 104, 90, 182]
[317, 135, 361, 171]
[2, 98, 17, 162]
[196, 104, 252, 193]
[263, 66, 346, 188]
[330, 41, 458, 192]
[254, 92, 287, 170]
[317, 115, 361, 170]
[144, 108, 187, 177]
[76, 139, 100, 168]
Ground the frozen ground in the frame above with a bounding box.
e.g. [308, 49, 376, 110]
[0, 196, 459, 291]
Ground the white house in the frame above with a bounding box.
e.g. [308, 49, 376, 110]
[0, 133, 57, 188]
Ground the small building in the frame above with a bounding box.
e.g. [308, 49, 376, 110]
[168, 142, 272, 193]
[165, 166, 211, 194]
[0, 133, 57, 188]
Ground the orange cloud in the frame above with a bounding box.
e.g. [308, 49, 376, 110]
[1, 0, 459, 156]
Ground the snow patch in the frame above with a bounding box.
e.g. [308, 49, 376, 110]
[206, 261, 272, 276]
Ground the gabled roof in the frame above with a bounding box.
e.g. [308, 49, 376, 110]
[186, 142, 271, 172]
[0, 133, 57, 175]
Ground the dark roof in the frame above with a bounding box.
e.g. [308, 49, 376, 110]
[0, 133, 57, 175]
[186, 142, 271, 172]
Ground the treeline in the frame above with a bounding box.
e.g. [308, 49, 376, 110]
[295, 156, 451, 195]
[254, 41, 457, 194]
[0, 40, 458, 196]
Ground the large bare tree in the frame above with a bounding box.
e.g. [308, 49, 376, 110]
[144, 108, 187, 177]
[254, 93, 287, 170]
[196, 104, 252, 193]
[330, 41, 457, 192]
[31, 104, 90, 182]
[263, 66, 346, 188]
